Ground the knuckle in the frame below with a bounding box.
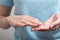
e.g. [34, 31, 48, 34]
[12, 21, 18, 26]
[20, 16, 25, 19]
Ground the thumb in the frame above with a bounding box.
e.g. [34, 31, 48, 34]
[51, 19, 60, 28]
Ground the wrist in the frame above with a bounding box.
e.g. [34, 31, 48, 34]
[0, 16, 11, 29]
[5, 16, 10, 26]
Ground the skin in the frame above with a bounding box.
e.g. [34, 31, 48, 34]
[50, 13, 60, 30]
[31, 13, 60, 31]
[0, 5, 12, 29]
[0, 5, 42, 29]
[0, 5, 60, 31]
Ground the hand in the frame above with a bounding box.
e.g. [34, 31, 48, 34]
[31, 13, 59, 31]
[50, 13, 60, 30]
[6, 15, 42, 27]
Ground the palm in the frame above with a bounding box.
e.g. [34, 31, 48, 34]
[31, 13, 60, 31]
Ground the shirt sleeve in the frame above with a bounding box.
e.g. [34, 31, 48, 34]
[0, 0, 14, 7]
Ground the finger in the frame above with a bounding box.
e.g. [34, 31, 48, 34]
[31, 25, 44, 31]
[51, 19, 60, 28]
[17, 20, 39, 27]
[50, 25, 59, 31]
[24, 16, 43, 25]
[53, 26, 59, 30]
[31, 27, 50, 31]
[44, 14, 56, 24]
[31, 25, 49, 31]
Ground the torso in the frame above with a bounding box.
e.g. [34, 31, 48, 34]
[13, 0, 60, 40]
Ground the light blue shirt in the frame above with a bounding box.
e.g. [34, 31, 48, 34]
[0, 0, 60, 40]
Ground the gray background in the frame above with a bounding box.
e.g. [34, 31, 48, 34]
[0, 7, 15, 40]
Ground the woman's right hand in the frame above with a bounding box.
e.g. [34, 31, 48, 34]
[6, 15, 42, 27]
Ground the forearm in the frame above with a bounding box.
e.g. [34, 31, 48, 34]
[0, 16, 10, 29]
[0, 5, 12, 29]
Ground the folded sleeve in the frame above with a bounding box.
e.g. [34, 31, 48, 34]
[0, 0, 14, 7]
